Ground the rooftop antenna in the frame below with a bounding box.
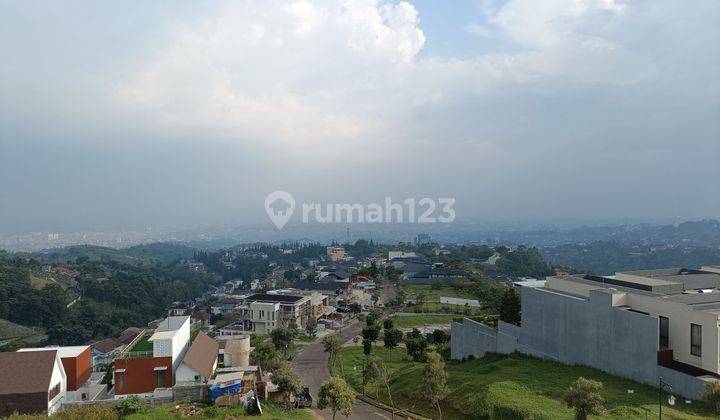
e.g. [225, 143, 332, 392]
[346, 225, 351, 245]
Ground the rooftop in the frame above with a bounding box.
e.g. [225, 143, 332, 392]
[0, 350, 57, 395]
[18, 345, 89, 358]
[246, 293, 304, 303]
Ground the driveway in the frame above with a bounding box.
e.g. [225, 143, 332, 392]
[291, 321, 396, 419]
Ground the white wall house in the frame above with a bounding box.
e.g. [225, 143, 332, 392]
[47, 352, 67, 415]
[149, 316, 191, 373]
[249, 301, 280, 334]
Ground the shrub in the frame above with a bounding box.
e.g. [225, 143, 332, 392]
[704, 380, 720, 414]
[114, 395, 146, 416]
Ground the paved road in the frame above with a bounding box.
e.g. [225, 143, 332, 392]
[292, 321, 395, 420]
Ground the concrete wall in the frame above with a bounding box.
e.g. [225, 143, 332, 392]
[450, 285, 717, 400]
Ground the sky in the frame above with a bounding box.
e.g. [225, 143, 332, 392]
[0, 0, 719, 234]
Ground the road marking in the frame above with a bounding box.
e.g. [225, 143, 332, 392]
[373, 412, 391, 419]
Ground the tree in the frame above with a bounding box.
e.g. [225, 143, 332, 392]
[317, 377, 356, 420]
[703, 380, 720, 414]
[384, 328, 403, 349]
[429, 329, 450, 344]
[363, 338, 373, 355]
[564, 377, 605, 420]
[273, 366, 302, 409]
[251, 341, 281, 372]
[383, 318, 394, 330]
[366, 311, 379, 326]
[373, 358, 397, 419]
[322, 334, 341, 365]
[306, 316, 317, 334]
[362, 324, 381, 343]
[270, 326, 295, 352]
[424, 352, 450, 420]
[430, 280, 442, 290]
[499, 287, 521, 325]
[406, 334, 428, 362]
[349, 302, 362, 314]
[416, 291, 426, 306]
[362, 356, 381, 396]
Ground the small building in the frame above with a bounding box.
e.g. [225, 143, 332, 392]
[90, 337, 123, 371]
[176, 331, 219, 384]
[0, 350, 66, 416]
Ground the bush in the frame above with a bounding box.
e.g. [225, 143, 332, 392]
[114, 395, 146, 416]
[704, 380, 720, 414]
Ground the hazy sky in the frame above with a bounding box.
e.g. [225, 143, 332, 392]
[1, 0, 719, 234]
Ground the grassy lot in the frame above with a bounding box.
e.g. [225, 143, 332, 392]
[403, 302, 485, 314]
[403, 284, 476, 302]
[389, 314, 459, 329]
[332, 347, 716, 420]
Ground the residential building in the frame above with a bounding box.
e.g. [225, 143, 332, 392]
[388, 251, 416, 260]
[0, 350, 66, 416]
[451, 267, 720, 399]
[90, 337, 123, 371]
[176, 331, 219, 384]
[245, 293, 313, 332]
[326, 246, 346, 261]
[18, 346, 91, 393]
[114, 316, 190, 397]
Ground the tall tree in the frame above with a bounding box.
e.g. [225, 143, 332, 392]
[423, 352, 450, 420]
[383, 328, 403, 350]
[318, 377, 356, 420]
[322, 334, 341, 365]
[563, 377, 605, 420]
[250, 342, 280, 372]
[270, 326, 295, 352]
[499, 287, 521, 325]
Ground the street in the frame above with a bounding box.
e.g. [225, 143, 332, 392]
[291, 320, 396, 420]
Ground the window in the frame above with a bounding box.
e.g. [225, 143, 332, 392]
[659, 316, 669, 348]
[691, 323, 702, 357]
[48, 382, 61, 401]
[157, 369, 167, 388]
[117, 372, 125, 390]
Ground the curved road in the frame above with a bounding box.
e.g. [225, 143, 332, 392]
[291, 321, 395, 419]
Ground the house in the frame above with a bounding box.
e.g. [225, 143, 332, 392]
[18, 346, 91, 393]
[118, 327, 142, 346]
[451, 267, 720, 400]
[326, 246, 346, 262]
[245, 293, 313, 333]
[404, 265, 464, 285]
[114, 316, 190, 397]
[175, 331, 219, 384]
[388, 251, 417, 260]
[0, 350, 66, 416]
[90, 337, 123, 371]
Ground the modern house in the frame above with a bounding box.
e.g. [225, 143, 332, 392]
[327, 246, 347, 261]
[0, 350, 66, 416]
[114, 316, 190, 397]
[175, 331, 219, 384]
[18, 346, 92, 394]
[451, 267, 720, 399]
[245, 293, 313, 332]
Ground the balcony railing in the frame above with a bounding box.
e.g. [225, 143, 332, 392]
[117, 350, 154, 360]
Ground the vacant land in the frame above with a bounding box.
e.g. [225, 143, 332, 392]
[333, 347, 716, 419]
[389, 314, 459, 329]
[0, 318, 45, 347]
[403, 284, 475, 302]
[130, 336, 153, 352]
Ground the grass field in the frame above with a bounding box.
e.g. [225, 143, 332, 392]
[403, 284, 475, 301]
[389, 314, 458, 329]
[332, 347, 716, 420]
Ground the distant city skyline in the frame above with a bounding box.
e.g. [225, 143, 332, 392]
[1, 0, 719, 234]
